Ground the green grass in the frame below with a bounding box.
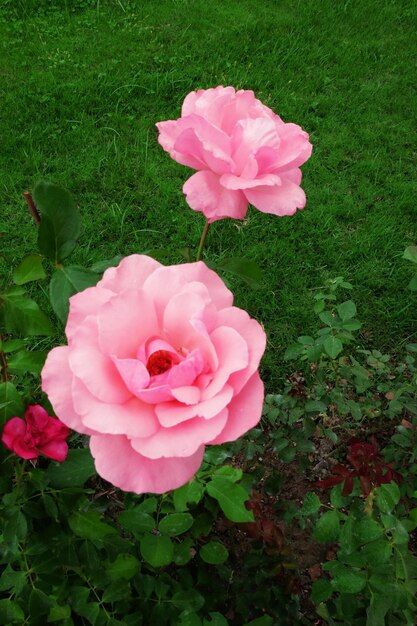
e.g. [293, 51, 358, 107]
[1, 0, 416, 390]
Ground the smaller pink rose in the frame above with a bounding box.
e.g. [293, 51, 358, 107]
[1, 404, 70, 462]
[156, 85, 313, 222]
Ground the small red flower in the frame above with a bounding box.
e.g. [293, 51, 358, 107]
[1, 404, 70, 462]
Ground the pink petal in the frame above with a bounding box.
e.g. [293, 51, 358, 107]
[201, 326, 248, 400]
[182, 86, 236, 120]
[68, 318, 130, 404]
[97, 289, 159, 359]
[131, 410, 228, 459]
[66, 287, 114, 342]
[39, 439, 69, 462]
[231, 118, 280, 175]
[1, 417, 27, 450]
[111, 357, 150, 397]
[72, 377, 158, 438]
[183, 170, 247, 222]
[220, 172, 281, 191]
[156, 384, 234, 427]
[208, 373, 264, 444]
[244, 179, 306, 216]
[215, 307, 266, 394]
[166, 350, 206, 389]
[274, 123, 313, 171]
[156, 120, 206, 170]
[136, 385, 174, 404]
[173, 115, 232, 174]
[90, 434, 205, 494]
[12, 439, 39, 460]
[171, 386, 201, 405]
[143, 260, 233, 314]
[41, 346, 95, 435]
[25, 405, 49, 431]
[98, 255, 161, 293]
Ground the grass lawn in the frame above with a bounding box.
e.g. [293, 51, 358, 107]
[1, 0, 416, 390]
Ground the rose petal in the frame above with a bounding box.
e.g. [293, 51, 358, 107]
[111, 357, 150, 397]
[66, 287, 114, 341]
[1, 417, 27, 450]
[25, 404, 49, 430]
[244, 179, 306, 216]
[208, 373, 264, 444]
[183, 171, 247, 222]
[90, 434, 205, 494]
[98, 254, 162, 293]
[41, 346, 95, 435]
[156, 384, 234, 427]
[131, 410, 228, 459]
[39, 439, 69, 462]
[201, 326, 248, 400]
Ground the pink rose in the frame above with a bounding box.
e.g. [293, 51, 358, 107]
[1, 404, 70, 462]
[156, 85, 312, 222]
[41, 255, 266, 494]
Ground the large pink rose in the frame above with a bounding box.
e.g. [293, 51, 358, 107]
[41, 255, 266, 494]
[156, 85, 312, 222]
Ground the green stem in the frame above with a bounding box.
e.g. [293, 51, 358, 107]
[196, 220, 210, 262]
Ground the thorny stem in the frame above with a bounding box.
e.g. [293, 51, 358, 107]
[23, 191, 41, 225]
[196, 220, 210, 262]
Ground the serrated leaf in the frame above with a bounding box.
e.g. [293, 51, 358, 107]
[47, 605, 71, 622]
[337, 300, 356, 321]
[7, 349, 47, 375]
[34, 181, 80, 263]
[354, 518, 383, 545]
[314, 510, 340, 543]
[213, 465, 243, 482]
[375, 482, 401, 513]
[69, 511, 116, 541]
[173, 480, 205, 512]
[47, 448, 95, 488]
[172, 589, 205, 611]
[159, 513, 194, 536]
[305, 400, 327, 413]
[206, 478, 253, 522]
[0, 382, 25, 426]
[119, 508, 155, 535]
[311, 579, 333, 604]
[49, 266, 99, 324]
[106, 554, 140, 580]
[1, 287, 53, 336]
[0, 565, 26, 595]
[13, 254, 46, 285]
[301, 492, 322, 516]
[200, 541, 228, 565]
[0, 599, 25, 624]
[213, 257, 263, 289]
[330, 566, 366, 593]
[140, 534, 174, 568]
[324, 335, 343, 359]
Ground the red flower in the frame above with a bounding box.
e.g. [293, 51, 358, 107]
[1, 405, 70, 462]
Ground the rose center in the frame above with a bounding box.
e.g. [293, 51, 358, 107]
[146, 350, 173, 376]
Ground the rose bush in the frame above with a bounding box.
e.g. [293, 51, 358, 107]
[1, 404, 70, 461]
[41, 254, 266, 493]
[157, 85, 312, 221]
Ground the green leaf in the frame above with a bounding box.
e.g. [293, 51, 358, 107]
[330, 565, 367, 593]
[49, 266, 99, 324]
[0, 565, 26, 595]
[375, 482, 401, 513]
[119, 509, 155, 535]
[34, 181, 80, 263]
[324, 335, 343, 359]
[69, 511, 117, 541]
[314, 511, 340, 543]
[13, 254, 46, 285]
[203, 613, 228, 626]
[90, 255, 123, 273]
[1, 287, 54, 336]
[213, 257, 263, 289]
[305, 400, 327, 413]
[319, 311, 335, 327]
[102, 581, 128, 603]
[300, 492, 322, 516]
[311, 579, 333, 604]
[7, 349, 47, 375]
[403, 245, 417, 264]
[407, 273, 417, 290]
[1, 339, 26, 353]
[47, 605, 71, 622]
[0, 382, 25, 426]
[47, 448, 95, 488]
[140, 534, 174, 568]
[0, 599, 25, 624]
[206, 478, 253, 522]
[29, 588, 52, 622]
[284, 343, 304, 360]
[173, 480, 205, 512]
[354, 518, 383, 545]
[174, 537, 195, 565]
[159, 513, 194, 536]
[199, 541, 228, 565]
[337, 300, 357, 321]
[172, 589, 205, 611]
[213, 465, 243, 482]
[106, 554, 140, 581]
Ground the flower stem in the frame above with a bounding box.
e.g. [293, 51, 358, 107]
[196, 220, 210, 262]
[23, 191, 41, 225]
